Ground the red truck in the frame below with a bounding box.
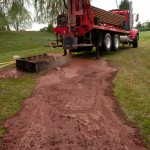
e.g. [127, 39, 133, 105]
[53, 0, 139, 58]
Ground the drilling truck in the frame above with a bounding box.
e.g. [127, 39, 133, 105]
[53, 0, 139, 58]
[16, 0, 139, 73]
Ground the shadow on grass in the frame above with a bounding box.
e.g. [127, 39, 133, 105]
[72, 46, 131, 59]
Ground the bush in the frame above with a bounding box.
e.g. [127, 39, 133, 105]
[40, 27, 47, 32]
[40, 24, 54, 32]
[47, 24, 53, 32]
[0, 26, 6, 31]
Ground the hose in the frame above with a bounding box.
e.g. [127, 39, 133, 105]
[0, 61, 14, 65]
[0, 55, 20, 69]
[0, 62, 14, 69]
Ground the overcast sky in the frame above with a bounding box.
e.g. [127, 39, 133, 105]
[32, 0, 150, 30]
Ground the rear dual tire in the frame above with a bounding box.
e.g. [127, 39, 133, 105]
[102, 33, 119, 52]
[103, 33, 112, 52]
[112, 34, 120, 51]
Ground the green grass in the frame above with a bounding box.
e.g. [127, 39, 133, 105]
[0, 31, 62, 63]
[104, 31, 150, 147]
[0, 31, 54, 53]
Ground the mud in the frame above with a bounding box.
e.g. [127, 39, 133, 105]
[0, 58, 147, 150]
[0, 69, 23, 79]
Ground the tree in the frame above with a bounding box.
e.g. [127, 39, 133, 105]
[7, 1, 32, 31]
[115, 0, 119, 9]
[135, 22, 142, 30]
[40, 24, 53, 32]
[143, 21, 150, 31]
[146, 21, 150, 29]
[40, 27, 48, 32]
[47, 24, 53, 32]
[0, 0, 32, 31]
[34, 0, 66, 24]
[135, 21, 150, 31]
[119, 0, 129, 10]
[0, 1, 9, 30]
[0, 10, 7, 30]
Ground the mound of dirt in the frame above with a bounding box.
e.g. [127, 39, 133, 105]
[0, 58, 147, 150]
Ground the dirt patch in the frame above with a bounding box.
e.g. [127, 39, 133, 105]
[0, 69, 23, 79]
[0, 58, 148, 150]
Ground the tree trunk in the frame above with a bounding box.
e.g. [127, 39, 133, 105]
[16, 23, 19, 31]
[6, 25, 10, 31]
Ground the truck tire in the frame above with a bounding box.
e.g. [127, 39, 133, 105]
[133, 34, 138, 48]
[103, 33, 112, 52]
[112, 34, 120, 51]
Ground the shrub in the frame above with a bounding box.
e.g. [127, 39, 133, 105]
[47, 24, 53, 32]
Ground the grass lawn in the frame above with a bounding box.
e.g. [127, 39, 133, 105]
[0, 31, 150, 148]
[0, 31, 61, 63]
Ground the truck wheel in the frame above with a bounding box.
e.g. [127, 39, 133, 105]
[112, 34, 120, 51]
[133, 35, 138, 48]
[103, 33, 112, 52]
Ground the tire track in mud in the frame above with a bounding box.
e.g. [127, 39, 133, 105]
[0, 58, 148, 150]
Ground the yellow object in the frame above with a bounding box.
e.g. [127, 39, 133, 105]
[0, 62, 14, 68]
[0, 55, 20, 69]
[0, 61, 14, 65]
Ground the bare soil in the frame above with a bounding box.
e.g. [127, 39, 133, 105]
[0, 69, 23, 79]
[0, 58, 148, 150]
